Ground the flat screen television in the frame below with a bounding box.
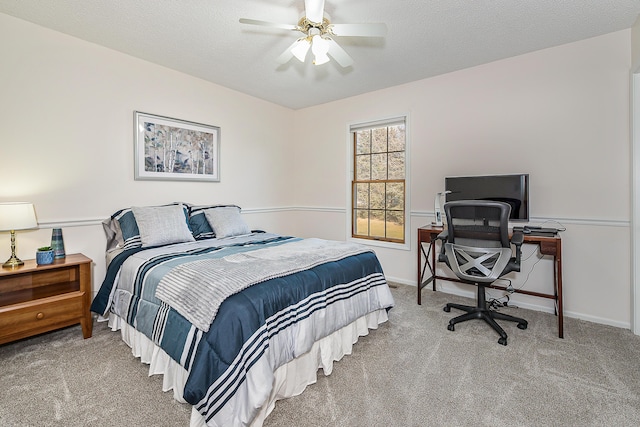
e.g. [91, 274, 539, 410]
[445, 174, 530, 221]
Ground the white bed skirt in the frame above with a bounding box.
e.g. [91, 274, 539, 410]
[107, 308, 389, 426]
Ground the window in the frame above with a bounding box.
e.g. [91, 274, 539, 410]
[351, 117, 406, 244]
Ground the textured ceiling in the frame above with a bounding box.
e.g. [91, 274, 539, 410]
[1, 0, 639, 109]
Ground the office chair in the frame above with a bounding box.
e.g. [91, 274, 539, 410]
[438, 200, 527, 345]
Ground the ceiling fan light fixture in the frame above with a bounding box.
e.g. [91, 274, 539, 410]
[311, 35, 330, 65]
[291, 38, 311, 62]
[240, 0, 386, 68]
[313, 53, 330, 65]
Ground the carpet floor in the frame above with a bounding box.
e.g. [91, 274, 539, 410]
[1, 283, 639, 426]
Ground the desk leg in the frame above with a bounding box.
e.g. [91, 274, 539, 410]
[556, 243, 564, 339]
[417, 241, 422, 305]
[431, 240, 436, 291]
[417, 241, 435, 305]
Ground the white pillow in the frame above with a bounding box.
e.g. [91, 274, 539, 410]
[132, 204, 195, 248]
[203, 206, 250, 238]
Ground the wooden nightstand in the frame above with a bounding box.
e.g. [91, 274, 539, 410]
[0, 253, 93, 345]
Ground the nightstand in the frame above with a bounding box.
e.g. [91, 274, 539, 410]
[0, 253, 93, 345]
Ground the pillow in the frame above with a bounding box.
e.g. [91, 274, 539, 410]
[113, 208, 143, 250]
[188, 204, 240, 240]
[132, 204, 195, 248]
[105, 202, 190, 251]
[203, 206, 250, 238]
[102, 217, 126, 266]
[102, 216, 123, 252]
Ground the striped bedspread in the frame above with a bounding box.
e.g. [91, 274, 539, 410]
[155, 238, 372, 332]
[90, 233, 394, 426]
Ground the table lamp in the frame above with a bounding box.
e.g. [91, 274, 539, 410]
[0, 202, 38, 268]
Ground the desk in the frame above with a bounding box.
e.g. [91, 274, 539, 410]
[417, 225, 564, 338]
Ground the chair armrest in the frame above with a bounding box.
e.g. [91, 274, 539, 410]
[511, 231, 524, 264]
[511, 231, 524, 246]
[436, 230, 448, 263]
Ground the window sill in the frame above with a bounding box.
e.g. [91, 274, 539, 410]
[348, 236, 410, 251]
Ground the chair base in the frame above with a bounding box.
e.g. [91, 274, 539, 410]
[443, 285, 527, 346]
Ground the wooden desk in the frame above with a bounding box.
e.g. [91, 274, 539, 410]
[417, 225, 564, 338]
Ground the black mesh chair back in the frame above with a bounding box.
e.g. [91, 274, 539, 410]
[444, 201, 510, 249]
[443, 201, 518, 282]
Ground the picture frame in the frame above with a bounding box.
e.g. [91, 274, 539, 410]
[134, 111, 220, 182]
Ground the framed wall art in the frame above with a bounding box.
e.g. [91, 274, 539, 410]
[134, 111, 220, 182]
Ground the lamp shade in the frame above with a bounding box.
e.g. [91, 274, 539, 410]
[291, 38, 311, 62]
[311, 35, 330, 65]
[0, 202, 38, 231]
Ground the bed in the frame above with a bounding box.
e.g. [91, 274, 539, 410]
[91, 203, 395, 426]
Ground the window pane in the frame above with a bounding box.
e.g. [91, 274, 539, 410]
[354, 209, 369, 235]
[351, 117, 406, 244]
[386, 183, 404, 210]
[388, 125, 405, 152]
[371, 153, 387, 180]
[370, 210, 385, 238]
[355, 183, 369, 208]
[356, 154, 371, 180]
[356, 130, 370, 154]
[370, 183, 385, 209]
[388, 152, 404, 180]
[386, 210, 404, 240]
[371, 128, 387, 153]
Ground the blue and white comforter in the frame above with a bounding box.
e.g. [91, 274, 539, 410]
[91, 232, 394, 426]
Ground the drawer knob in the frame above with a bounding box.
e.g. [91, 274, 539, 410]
[36, 312, 45, 320]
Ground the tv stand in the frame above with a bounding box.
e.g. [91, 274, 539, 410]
[417, 225, 564, 338]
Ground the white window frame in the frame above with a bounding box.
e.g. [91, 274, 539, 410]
[346, 114, 411, 251]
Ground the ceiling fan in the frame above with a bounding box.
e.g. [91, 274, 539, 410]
[239, 0, 387, 68]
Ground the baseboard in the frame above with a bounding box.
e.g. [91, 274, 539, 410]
[386, 276, 631, 330]
[384, 276, 414, 287]
[562, 311, 630, 330]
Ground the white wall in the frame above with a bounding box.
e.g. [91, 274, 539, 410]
[0, 12, 633, 329]
[632, 15, 640, 70]
[0, 13, 296, 290]
[291, 30, 632, 328]
[630, 16, 640, 334]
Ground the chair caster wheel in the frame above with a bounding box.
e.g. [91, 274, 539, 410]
[443, 306, 451, 313]
[498, 337, 508, 346]
[447, 324, 455, 331]
[517, 322, 528, 330]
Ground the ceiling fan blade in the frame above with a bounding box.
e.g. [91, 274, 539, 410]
[275, 40, 297, 64]
[326, 38, 354, 68]
[304, 0, 325, 23]
[239, 18, 297, 31]
[329, 23, 388, 37]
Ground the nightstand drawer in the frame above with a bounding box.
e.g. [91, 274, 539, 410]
[0, 291, 84, 344]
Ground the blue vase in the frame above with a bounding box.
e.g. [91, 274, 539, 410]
[51, 228, 65, 259]
[36, 250, 54, 265]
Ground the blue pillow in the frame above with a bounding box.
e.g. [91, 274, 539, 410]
[188, 205, 240, 240]
[114, 209, 141, 250]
